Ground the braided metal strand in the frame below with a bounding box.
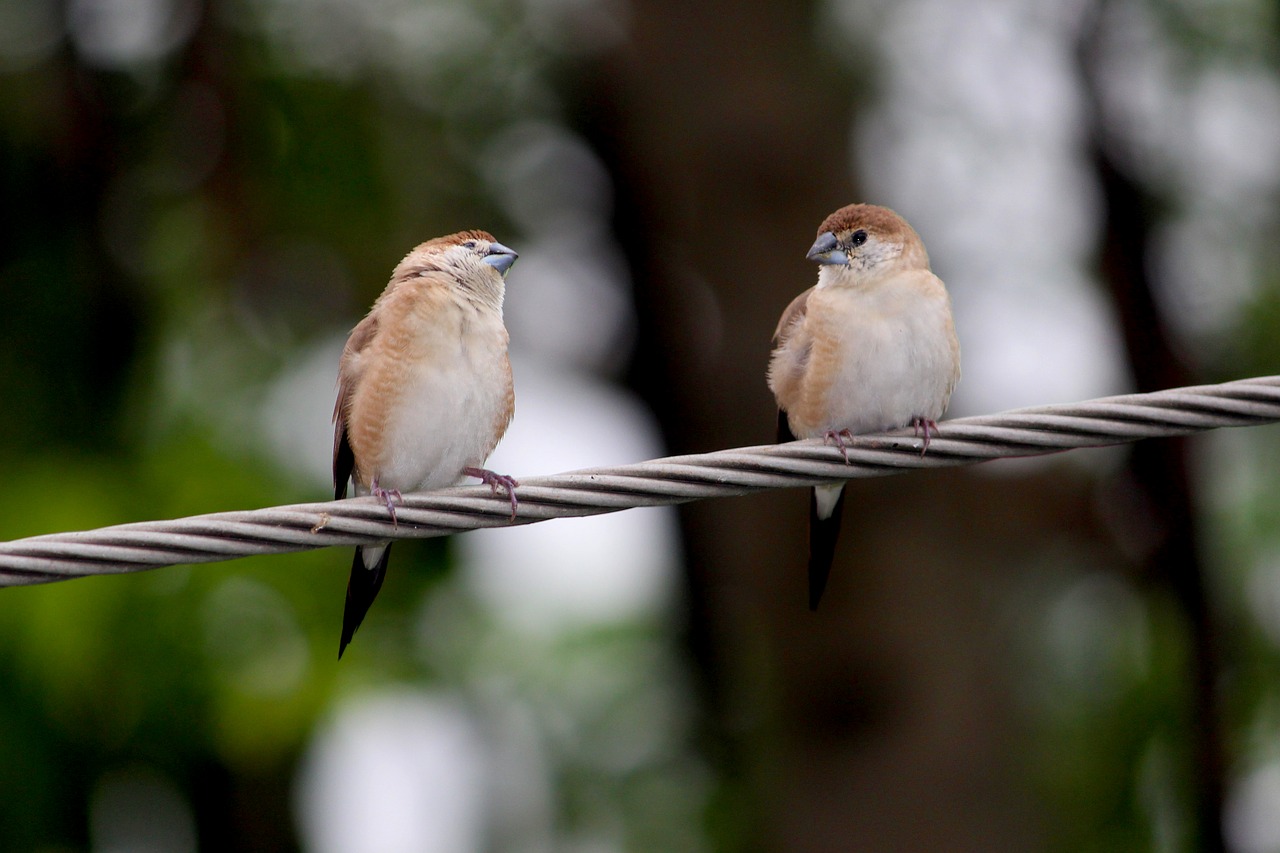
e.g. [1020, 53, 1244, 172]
[2, 376, 1278, 587]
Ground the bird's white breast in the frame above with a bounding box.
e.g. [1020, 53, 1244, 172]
[799, 272, 957, 438]
[356, 309, 511, 496]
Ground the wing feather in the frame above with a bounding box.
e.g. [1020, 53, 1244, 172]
[771, 286, 813, 349]
[333, 312, 381, 499]
[769, 287, 814, 441]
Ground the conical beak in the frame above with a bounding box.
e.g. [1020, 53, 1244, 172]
[482, 242, 519, 277]
[806, 231, 848, 266]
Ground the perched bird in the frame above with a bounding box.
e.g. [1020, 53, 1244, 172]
[767, 204, 960, 609]
[333, 230, 519, 657]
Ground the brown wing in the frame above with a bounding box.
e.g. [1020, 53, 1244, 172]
[807, 485, 845, 609]
[492, 351, 515, 450]
[776, 409, 796, 443]
[770, 287, 812, 443]
[771, 286, 813, 349]
[333, 312, 381, 500]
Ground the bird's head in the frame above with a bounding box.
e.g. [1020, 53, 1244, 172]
[395, 230, 519, 306]
[807, 204, 928, 284]
[419, 230, 518, 277]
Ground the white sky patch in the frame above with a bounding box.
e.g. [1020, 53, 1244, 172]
[295, 691, 489, 853]
[1227, 761, 1280, 853]
[68, 0, 199, 68]
[91, 766, 198, 853]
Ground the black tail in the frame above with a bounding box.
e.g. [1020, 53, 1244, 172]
[807, 487, 846, 610]
[776, 409, 796, 443]
[339, 544, 391, 659]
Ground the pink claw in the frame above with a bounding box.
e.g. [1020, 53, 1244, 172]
[465, 467, 520, 521]
[912, 417, 940, 456]
[823, 428, 855, 464]
[370, 478, 403, 527]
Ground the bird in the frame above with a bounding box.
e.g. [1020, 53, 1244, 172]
[767, 203, 960, 610]
[333, 230, 519, 657]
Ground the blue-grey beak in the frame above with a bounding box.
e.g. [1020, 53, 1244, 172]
[806, 231, 848, 266]
[482, 242, 519, 276]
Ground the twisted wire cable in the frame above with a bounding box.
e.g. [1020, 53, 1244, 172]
[3, 375, 1279, 588]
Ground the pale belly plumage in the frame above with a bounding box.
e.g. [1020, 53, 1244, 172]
[354, 346, 510, 496]
[349, 323, 511, 571]
[812, 309, 956, 437]
[775, 274, 959, 440]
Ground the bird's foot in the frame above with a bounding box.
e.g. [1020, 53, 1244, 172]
[912, 417, 940, 456]
[823, 429, 855, 464]
[370, 479, 403, 527]
[465, 467, 520, 521]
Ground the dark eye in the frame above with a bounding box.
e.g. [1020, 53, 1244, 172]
[850, 230, 868, 247]
[463, 240, 478, 250]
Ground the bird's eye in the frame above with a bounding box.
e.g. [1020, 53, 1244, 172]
[463, 240, 478, 250]
[850, 230, 868, 248]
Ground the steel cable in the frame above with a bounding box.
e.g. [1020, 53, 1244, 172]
[2, 376, 1278, 587]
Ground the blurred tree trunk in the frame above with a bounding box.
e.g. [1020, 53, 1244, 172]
[1094, 155, 1225, 852]
[584, 4, 1050, 850]
[1080, 9, 1226, 849]
[0, 36, 142, 453]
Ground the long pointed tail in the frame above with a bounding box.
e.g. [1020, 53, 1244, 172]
[339, 543, 392, 659]
[808, 485, 846, 610]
